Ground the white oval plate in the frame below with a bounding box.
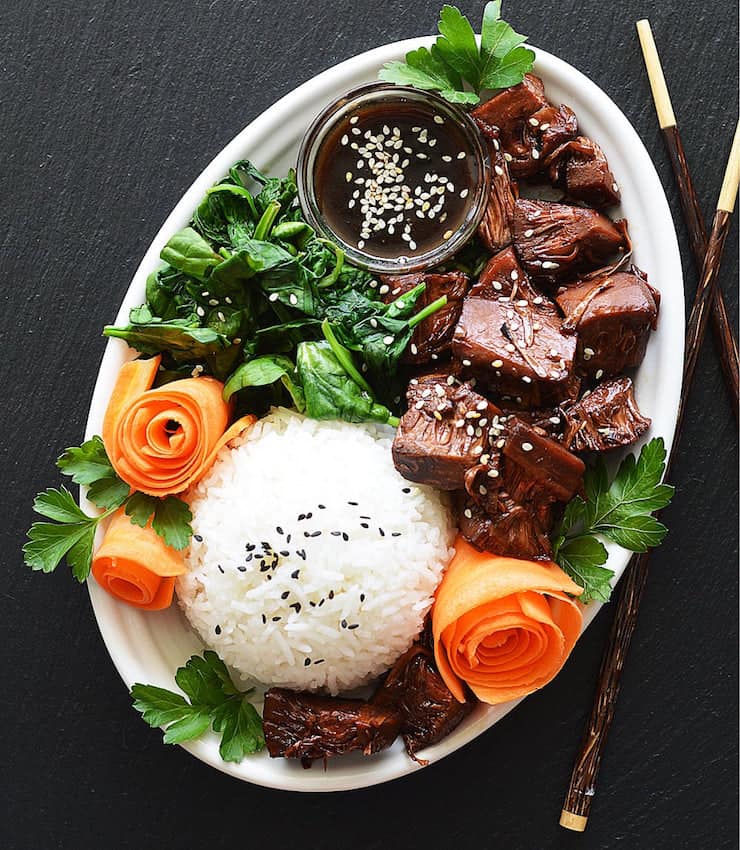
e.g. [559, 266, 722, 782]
[83, 38, 684, 791]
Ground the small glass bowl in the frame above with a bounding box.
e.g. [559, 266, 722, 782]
[296, 83, 490, 275]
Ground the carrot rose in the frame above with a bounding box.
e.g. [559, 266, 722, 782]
[102, 355, 253, 497]
[432, 538, 583, 705]
[92, 510, 186, 610]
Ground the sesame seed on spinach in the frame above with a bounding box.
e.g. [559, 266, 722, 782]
[104, 159, 447, 424]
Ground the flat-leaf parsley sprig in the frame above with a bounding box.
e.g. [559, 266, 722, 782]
[131, 651, 265, 762]
[379, 2, 535, 105]
[23, 436, 193, 581]
[552, 437, 675, 604]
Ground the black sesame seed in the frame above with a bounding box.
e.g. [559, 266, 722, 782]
[217, 564, 224, 574]
[261, 614, 267, 624]
[246, 543, 256, 551]
[360, 515, 371, 520]
[342, 532, 349, 541]
[306, 512, 313, 519]
[391, 532, 402, 537]
[272, 616, 281, 622]
[341, 619, 348, 628]
[291, 569, 300, 579]
[348, 623, 359, 630]
[276, 526, 284, 535]
[311, 530, 322, 537]
[402, 487, 411, 493]
[348, 501, 359, 506]
[318, 504, 326, 509]
[309, 601, 316, 608]
[297, 513, 306, 521]
[215, 625, 221, 635]
[304, 658, 311, 667]
[266, 574, 273, 581]
[237, 565, 247, 572]
[360, 522, 369, 529]
[260, 563, 270, 572]
[318, 598, 325, 607]
[281, 591, 290, 600]
[303, 531, 310, 537]
[280, 550, 290, 557]
[245, 553, 253, 562]
[378, 528, 385, 536]
[194, 534, 203, 542]
[328, 590, 335, 599]
[297, 549, 306, 560]
[314, 659, 324, 665]
[291, 603, 302, 613]
[331, 531, 341, 536]
[286, 534, 292, 544]
[261, 541, 271, 549]
[360, 593, 365, 602]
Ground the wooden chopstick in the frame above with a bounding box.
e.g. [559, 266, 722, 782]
[559, 119, 740, 833]
[637, 19, 739, 419]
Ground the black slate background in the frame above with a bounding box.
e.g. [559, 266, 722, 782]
[2, 1, 738, 848]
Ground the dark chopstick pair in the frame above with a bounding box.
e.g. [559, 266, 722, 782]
[559, 20, 740, 833]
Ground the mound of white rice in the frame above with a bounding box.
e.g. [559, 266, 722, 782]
[177, 408, 455, 695]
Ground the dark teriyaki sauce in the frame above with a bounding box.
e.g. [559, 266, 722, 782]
[314, 101, 478, 260]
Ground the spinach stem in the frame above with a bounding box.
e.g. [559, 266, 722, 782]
[316, 239, 344, 289]
[409, 295, 447, 329]
[321, 320, 375, 396]
[387, 415, 400, 428]
[253, 201, 281, 240]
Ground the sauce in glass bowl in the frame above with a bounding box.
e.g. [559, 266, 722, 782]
[297, 84, 490, 274]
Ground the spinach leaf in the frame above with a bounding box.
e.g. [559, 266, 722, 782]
[223, 354, 305, 411]
[193, 183, 258, 248]
[296, 341, 398, 426]
[160, 227, 222, 281]
[104, 309, 230, 360]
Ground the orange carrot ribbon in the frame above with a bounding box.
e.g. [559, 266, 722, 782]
[102, 355, 254, 497]
[432, 537, 584, 705]
[91, 510, 186, 610]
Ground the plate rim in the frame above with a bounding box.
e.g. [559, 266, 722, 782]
[82, 36, 685, 791]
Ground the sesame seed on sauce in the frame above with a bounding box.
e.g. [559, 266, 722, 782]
[314, 101, 480, 260]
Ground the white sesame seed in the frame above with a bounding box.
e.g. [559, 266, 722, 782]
[378, 284, 390, 295]
[532, 322, 542, 331]
[268, 294, 278, 303]
[540, 122, 550, 131]
[531, 148, 540, 160]
[460, 188, 469, 199]
[357, 240, 365, 249]
[488, 468, 500, 478]
[524, 228, 534, 237]
[542, 261, 560, 270]
[528, 117, 540, 127]
[442, 154, 452, 162]
[462, 359, 472, 367]
[341, 134, 349, 145]
[349, 116, 358, 124]
[443, 229, 453, 240]
[464, 508, 473, 519]
[408, 240, 417, 250]
[533, 296, 543, 304]
[492, 359, 503, 368]
[583, 347, 595, 360]
[196, 306, 205, 317]
[510, 270, 519, 281]
[503, 152, 513, 162]
[383, 335, 394, 346]
[494, 165, 504, 176]
[522, 441, 534, 452]
[414, 399, 424, 410]
[208, 298, 219, 306]
[493, 281, 503, 291]
[595, 369, 604, 379]
[457, 151, 466, 159]
[345, 172, 352, 182]
[613, 182, 619, 192]
[434, 115, 444, 124]
[522, 375, 532, 383]
[289, 294, 298, 306]
[476, 400, 487, 411]
[472, 445, 483, 455]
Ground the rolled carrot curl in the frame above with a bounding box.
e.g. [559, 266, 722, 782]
[102, 355, 255, 497]
[432, 537, 584, 705]
[91, 510, 186, 610]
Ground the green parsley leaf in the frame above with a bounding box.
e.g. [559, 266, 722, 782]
[57, 435, 130, 511]
[378, 2, 534, 104]
[553, 438, 674, 604]
[479, 1, 533, 90]
[556, 535, 614, 605]
[32, 486, 88, 524]
[125, 493, 193, 550]
[131, 651, 264, 762]
[24, 516, 94, 576]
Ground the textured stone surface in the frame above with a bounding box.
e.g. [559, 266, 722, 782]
[2, 1, 737, 847]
